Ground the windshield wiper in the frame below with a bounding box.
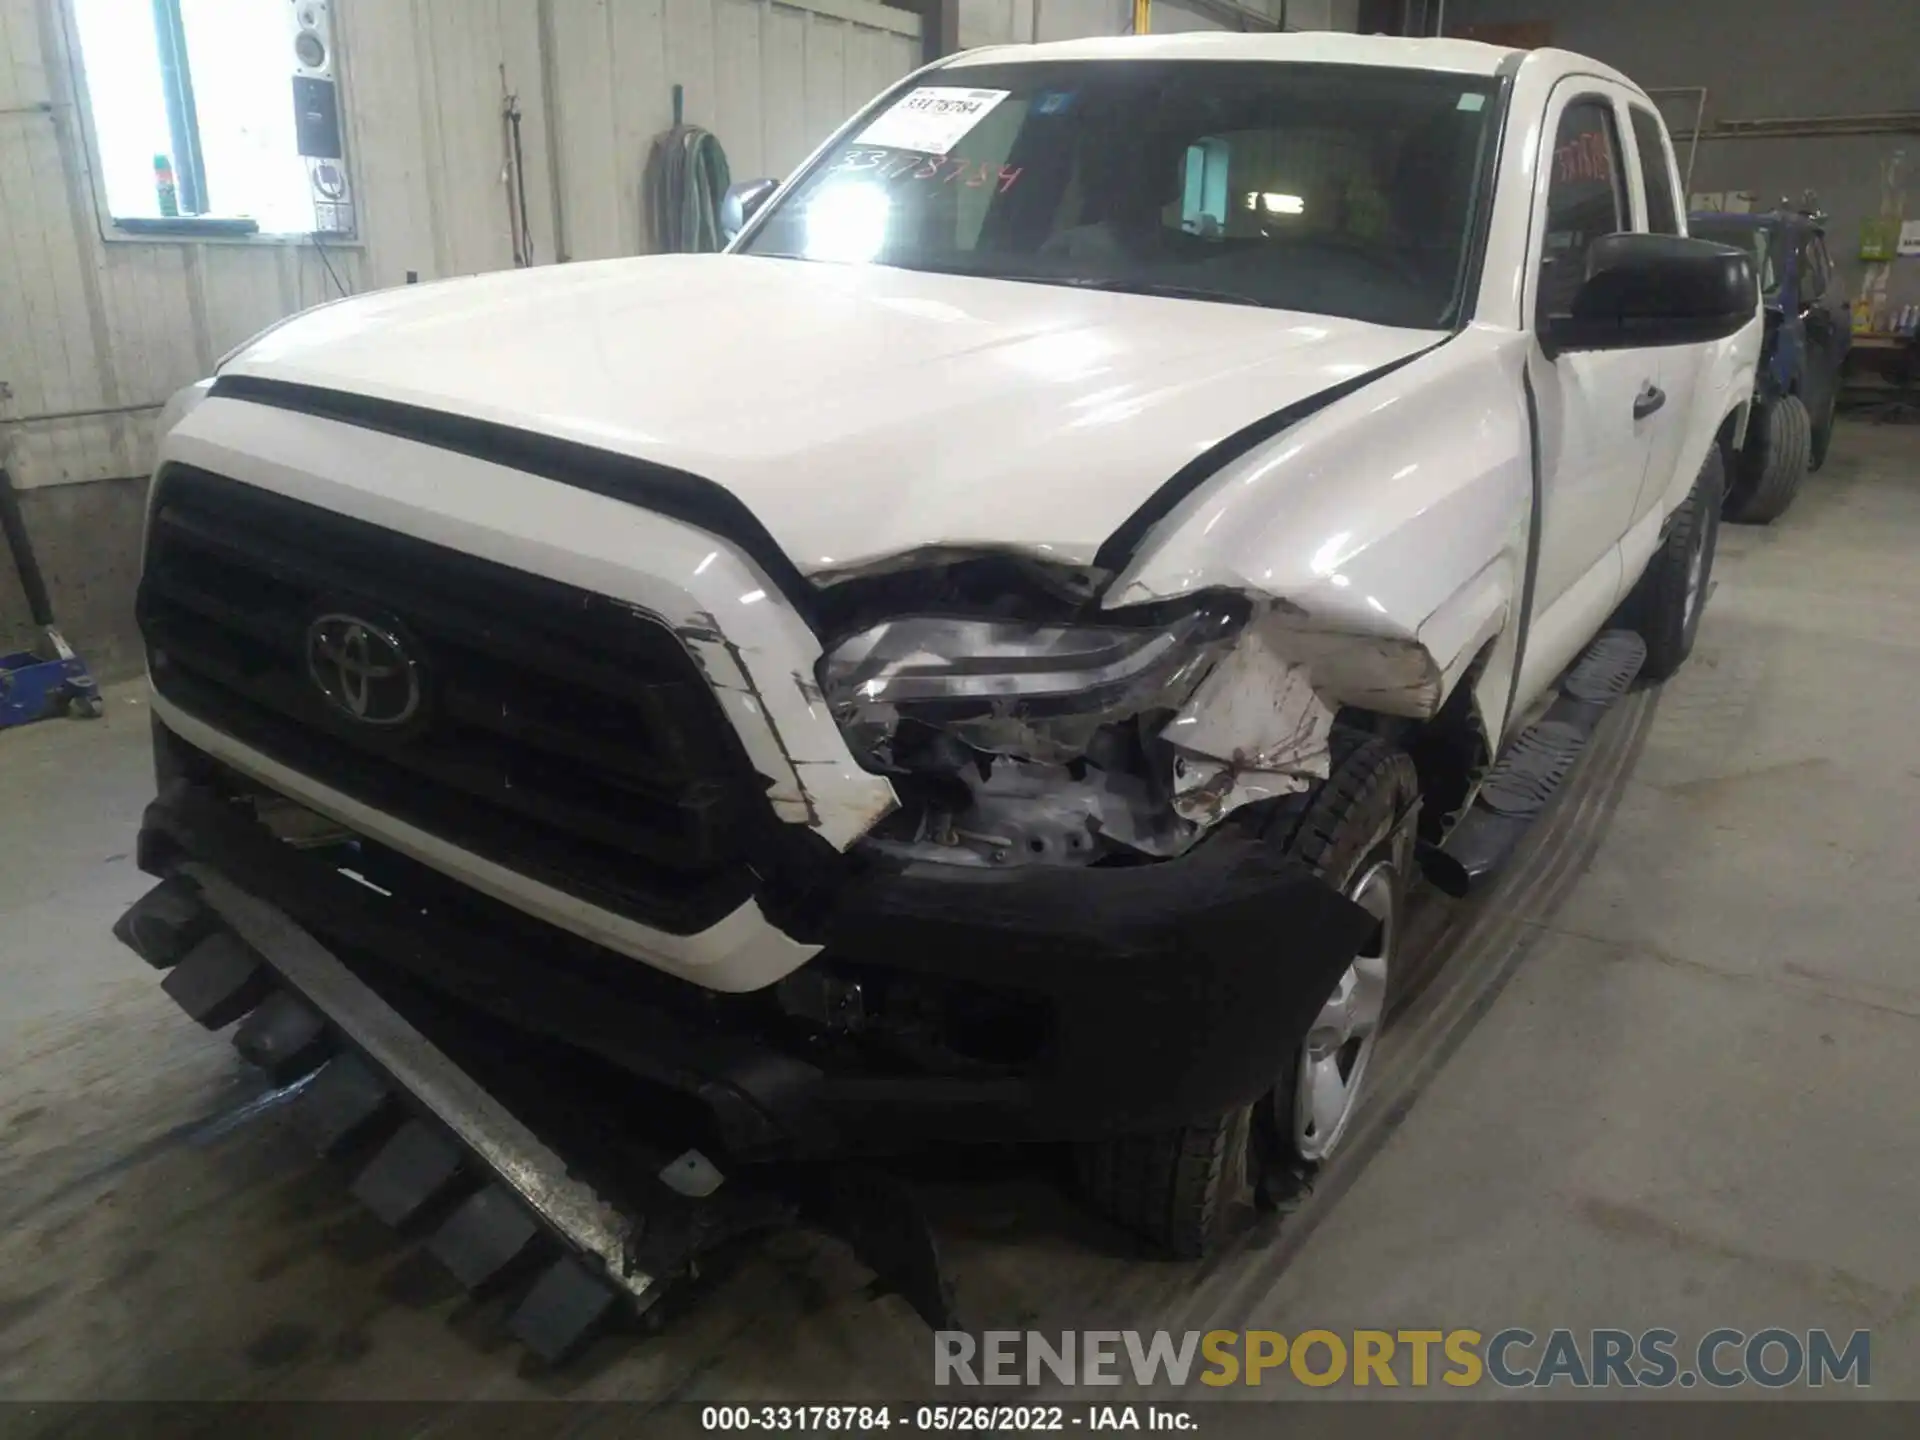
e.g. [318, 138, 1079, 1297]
[1057, 277, 1277, 308]
[751, 254, 1278, 308]
[977, 273, 1278, 308]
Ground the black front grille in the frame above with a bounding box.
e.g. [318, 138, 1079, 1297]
[140, 465, 765, 933]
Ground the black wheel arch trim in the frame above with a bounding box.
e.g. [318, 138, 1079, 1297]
[207, 374, 826, 633]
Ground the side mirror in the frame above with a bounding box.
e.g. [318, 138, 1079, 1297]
[1546, 233, 1757, 356]
[721, 178, 779, 243]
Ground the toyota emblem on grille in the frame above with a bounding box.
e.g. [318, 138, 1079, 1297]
[305, 613, 422, 727]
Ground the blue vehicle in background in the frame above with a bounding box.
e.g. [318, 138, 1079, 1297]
[1690, 207, 1850, 523]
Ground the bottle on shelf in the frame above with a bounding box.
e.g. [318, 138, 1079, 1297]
[153, 153, 178, 218]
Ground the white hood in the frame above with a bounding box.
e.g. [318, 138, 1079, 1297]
[228, 254, 1438, 576]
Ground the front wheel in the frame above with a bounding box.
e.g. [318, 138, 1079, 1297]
[1074, 735, 1416, 1257]
[1271, 854, 1394, 1165]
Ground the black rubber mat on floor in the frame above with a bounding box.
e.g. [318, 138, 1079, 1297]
[1563, 629, 1648, 705]
[1479, 720, 1587, 818]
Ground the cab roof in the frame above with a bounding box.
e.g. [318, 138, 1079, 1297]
[942, 32, 1641, 93]
[944, 31, 1517, 77]
[1689, 209, 1820, 230]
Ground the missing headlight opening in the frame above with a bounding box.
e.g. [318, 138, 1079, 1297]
[819, 579, 1340, 868]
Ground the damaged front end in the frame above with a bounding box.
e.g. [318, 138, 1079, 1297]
[812, 553, 1342, 869]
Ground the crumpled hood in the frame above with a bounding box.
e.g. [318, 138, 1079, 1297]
[228, 254, 1439, 576]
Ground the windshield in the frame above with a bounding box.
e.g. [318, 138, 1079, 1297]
[1690, 217, 1781, 297]
[739, 61, 1501, 331]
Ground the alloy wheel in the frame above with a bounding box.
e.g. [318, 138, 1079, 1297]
[1291, 858, 1396, 1161]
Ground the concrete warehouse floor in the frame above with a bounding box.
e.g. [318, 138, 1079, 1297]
[2, 421, 1917, 1407]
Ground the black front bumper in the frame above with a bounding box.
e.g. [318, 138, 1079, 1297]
[137, 726, 1371, 1162]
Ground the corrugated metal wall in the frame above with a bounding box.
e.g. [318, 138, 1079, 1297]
[1, 0, 362, 491]
[958, 0, 1359, 59]
[544, 0, 919, 262]
[0, 0, 920, 492]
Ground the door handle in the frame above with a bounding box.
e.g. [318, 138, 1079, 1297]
[1633, 384, 1666, 420]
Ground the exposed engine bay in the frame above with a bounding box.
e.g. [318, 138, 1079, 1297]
[813, 553, 1341, 868]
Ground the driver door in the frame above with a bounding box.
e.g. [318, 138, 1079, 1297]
[1521, 86, 1660, 695]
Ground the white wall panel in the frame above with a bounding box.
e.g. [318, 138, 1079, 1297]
[714, 0, 767, 181]
[610, 0, 670, 258]
[198, 249, 271, 365]
[3, 0, 120, 487]
[845, 18, 906, 116]
[958, 0, 1357, 43]
[497, 0, 558, 265]
[1032, 0, 1130, 41]
[3, 0, 381, 488]
[333, 0, 440, 278]
[1, 0, 918, 489]
[424, 0, 495, 274]
[665, 0, 719, 148]
[542, 0, 621, 261]
[801, 12, 848, 150]
[758, 5, 812, 177]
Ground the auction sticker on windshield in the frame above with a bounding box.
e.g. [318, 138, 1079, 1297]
[856, 87, 1010, 155]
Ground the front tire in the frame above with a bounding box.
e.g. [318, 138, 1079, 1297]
[1725, 393, 1810, 523]
[1074, 735, 1416, 1258]
[1628, 443, 1723, 682]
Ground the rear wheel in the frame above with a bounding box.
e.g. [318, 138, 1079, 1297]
[1725, 393, 1810, 523]
[1808, 389, 1837, 473]
[1627, 443, 1722, 681]
[1074, 735, 1416, 1257]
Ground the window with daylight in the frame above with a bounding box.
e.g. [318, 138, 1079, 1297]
[68, 0, 351, 237]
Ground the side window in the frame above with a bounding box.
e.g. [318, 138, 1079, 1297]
[1800, 233, 1831, 302]
[1628, 108, 1680, 235]
[1755, 234, 1779, 298]
[1178, 138, 1232, 236]
[1172, 128, 1387, 244]
[1538, 99, 1628, 325]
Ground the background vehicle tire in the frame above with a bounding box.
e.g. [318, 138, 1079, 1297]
[1725, 393, 1810, 524]
[1074, 734, 1416, 1258]
[1627, 444, 1723, 682]
[1808, 391, 1837, 473]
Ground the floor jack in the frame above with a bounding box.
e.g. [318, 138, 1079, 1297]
[0, 465, 103, 728]
[113, 852, 960, 1363]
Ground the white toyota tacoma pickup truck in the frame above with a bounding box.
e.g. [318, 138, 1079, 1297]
[121, 33, 1759, 1321]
